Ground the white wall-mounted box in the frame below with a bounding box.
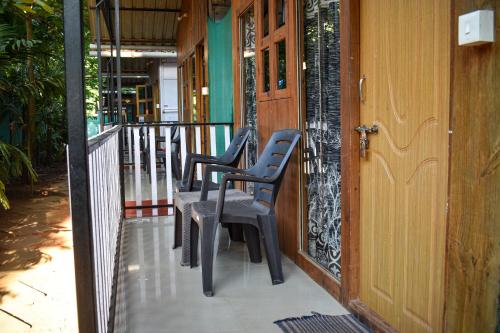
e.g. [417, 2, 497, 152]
[458, 10, 495, 46]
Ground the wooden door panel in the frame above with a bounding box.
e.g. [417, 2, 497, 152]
[359, 1, 450, 332]
[257, 98, 298, 260]
[402, 162, 438, 331]
[361, 151, 397, 324]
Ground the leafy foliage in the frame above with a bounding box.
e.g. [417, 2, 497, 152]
[0, 0, 63, 208]
[0, 141, 37, 209]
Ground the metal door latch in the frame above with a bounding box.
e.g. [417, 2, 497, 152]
[355, 124, 378, 158]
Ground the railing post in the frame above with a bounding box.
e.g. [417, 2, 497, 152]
[148, 127, 158, 216]
[133, 127, 143, 217]
[114, 0, 122, 124]
[164, 127, 173, 215]
[95, 3, 103, 132]
[195, 126, 202, 179]
[210, 125, 217, 183]
[118, 127, 126, 214]
[180, 127, 187, 175]
[63, 0, 98, 332]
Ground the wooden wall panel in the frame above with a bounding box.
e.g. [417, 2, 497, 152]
[176, 0, 208, 63]
[446, 1, 500, 332]
[232, 0, 300, 261]
[257, 98, 299, 260]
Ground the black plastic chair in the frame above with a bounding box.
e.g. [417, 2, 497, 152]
[189, 129, 301, 296]
[175, 127, 251, 192]
[170, 126, 182, 180]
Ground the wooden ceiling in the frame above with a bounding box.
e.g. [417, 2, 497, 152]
[88, 0, 182, 47]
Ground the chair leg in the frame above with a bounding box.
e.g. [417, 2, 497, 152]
[258, 215, 284, 285]
[243, 224, 262, 263]
[201, 218, 218, 297]
[227, 224, 245, 242]
[190, 218, 199, 268]
[172, 208, 182, 249]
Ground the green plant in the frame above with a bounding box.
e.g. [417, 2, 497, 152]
[0, 140, 37, 209]
[0, 0, 66, 164]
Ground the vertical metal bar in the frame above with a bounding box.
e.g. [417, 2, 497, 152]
[149, 127, 158, 216]
[118, 127, 125, 214]
[179, 127, 187, 175]
[210, 125, 217, 183]
[224, 125, 231, 151]
[164, 127, 173, 215]
[109, 46, 115, 124]
[127, 126, 132, 163]
[106, 60, 111, 126]
[63, 0, 98, 331]
[114, 0, 122, 124]
[96, 5, 104, 132]
[195, 126, 202, 179]
[133, 127, 142, 218]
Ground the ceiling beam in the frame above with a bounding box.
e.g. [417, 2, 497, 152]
[98, 38, 176, 46]
[89, 6, 181, 13]
[90, 43, 176, 51]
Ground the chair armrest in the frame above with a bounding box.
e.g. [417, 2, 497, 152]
[213, 172, 273, 222]
[199, 164, 250, 201]
[181, 153, 218, 188]
[213, 172, 279, 221]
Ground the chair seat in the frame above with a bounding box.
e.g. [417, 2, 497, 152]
[191, 200, 269, 226]
[174, 190, 252, 266]
[175, 189, 251, 210]
[175, 179, 218, 192]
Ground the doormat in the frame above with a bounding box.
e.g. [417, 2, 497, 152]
[274, 312, 370, 333]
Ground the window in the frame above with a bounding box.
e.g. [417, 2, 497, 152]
[276, 0, 285, 28]
[263, 48, 270, 92]
[262, 0, 269, 37]
[190, 54, 197, 121]
[277, 40, 286, 89]
[255, 0, 289, 99]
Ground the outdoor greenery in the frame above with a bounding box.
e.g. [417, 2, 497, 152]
[0, 0, 64, 208]
[0, 0, 100, 209]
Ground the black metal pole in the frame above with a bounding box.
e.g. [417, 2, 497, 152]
[109, 44, 115, 124]
[106, 59, 112, 125]
[114, 0, 122, 124]
[96, 4, 104, 132]
[63, 0, 98, 332]
[112, 0, 125, 220]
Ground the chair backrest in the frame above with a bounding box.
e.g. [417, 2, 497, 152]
[219, 127, 251, 166]
[171, 125, 180, 144]
[249, 129, 301, 212]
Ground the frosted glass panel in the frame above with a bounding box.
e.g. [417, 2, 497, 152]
[303, 0, 342, 280]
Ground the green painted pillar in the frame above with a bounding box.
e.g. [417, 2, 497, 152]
[208, 10, 233, 157]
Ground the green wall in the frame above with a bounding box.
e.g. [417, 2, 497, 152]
[208, 10, 233, 156]
[0, 117, 22, 145]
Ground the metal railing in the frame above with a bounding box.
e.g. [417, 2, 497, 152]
[68, 120, 234, 333]
[122, 121, 233, 218]
[86, 125, 123, 333]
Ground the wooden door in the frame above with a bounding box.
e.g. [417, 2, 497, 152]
[359, 1, 450, 332]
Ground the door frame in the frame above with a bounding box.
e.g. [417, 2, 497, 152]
[339, 1, 450, 332]
[295, 1, 399, 331]
[338, 1, 402, 331]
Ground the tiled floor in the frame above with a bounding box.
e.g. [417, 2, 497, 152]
[120, 216, 348, 333]
[124, 168, 168, 201]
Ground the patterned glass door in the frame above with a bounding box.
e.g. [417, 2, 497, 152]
[240, 5, 258, 187]
[301, 0, 342, 280]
